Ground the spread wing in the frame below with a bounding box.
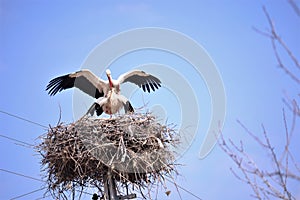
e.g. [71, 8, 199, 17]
[117, 70, 161, 93]
[46, 69, 108, 99]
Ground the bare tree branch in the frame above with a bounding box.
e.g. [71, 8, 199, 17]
[254, 6, 300, 84]
[220, 3, 300, 199]
[262, 6, 300, 71]
[288, 0, 300, 17]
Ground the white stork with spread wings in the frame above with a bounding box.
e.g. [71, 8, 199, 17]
[46, 69, 161, 116]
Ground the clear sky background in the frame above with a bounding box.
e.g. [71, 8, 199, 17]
[0, 1, 299, 200]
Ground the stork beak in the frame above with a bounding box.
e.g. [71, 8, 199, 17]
[106, 69, 113, 88]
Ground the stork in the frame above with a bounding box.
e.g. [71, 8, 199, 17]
[46, 69, 161, 116]
[87, 88, 134, 116]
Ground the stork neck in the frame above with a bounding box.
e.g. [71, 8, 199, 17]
[108, 77, 113, 88]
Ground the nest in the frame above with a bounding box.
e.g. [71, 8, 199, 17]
[37, 113, 179, 199]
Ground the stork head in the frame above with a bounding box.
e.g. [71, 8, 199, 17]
[106, 69, 113, 88]
[106, 69, 111, 77]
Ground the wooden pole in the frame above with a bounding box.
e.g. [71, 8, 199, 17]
[103, 174, 109, 200]
[107, 170, 118, 200]
[102, 169, 136, 200]
[103, 169, 118, 200]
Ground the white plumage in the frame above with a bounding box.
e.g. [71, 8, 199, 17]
[46, 69, 161, 116]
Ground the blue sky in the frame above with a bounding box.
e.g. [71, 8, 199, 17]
[1, 1, 299, 199]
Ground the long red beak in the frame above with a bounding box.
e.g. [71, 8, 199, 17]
[107, 75, 113, 88]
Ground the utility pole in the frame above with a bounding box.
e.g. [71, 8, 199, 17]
[103, 169, 118, 200]
[101, 169, 136, 200]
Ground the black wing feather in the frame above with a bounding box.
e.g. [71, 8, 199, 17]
[46, 74, 104, 98]
[123, 73, 161, 93]
[151, 82, 159, 89]
[145, 83, 150, 93]
[86, 102, 103, 116]
[124, 101, 134, 113]
[142, 84, 146, 92]
[148, 82, 155, 91]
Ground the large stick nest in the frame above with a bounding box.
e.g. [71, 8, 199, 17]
[37, 113, 179, 198]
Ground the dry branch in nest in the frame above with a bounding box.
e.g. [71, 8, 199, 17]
[37, 113, 179, 199]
